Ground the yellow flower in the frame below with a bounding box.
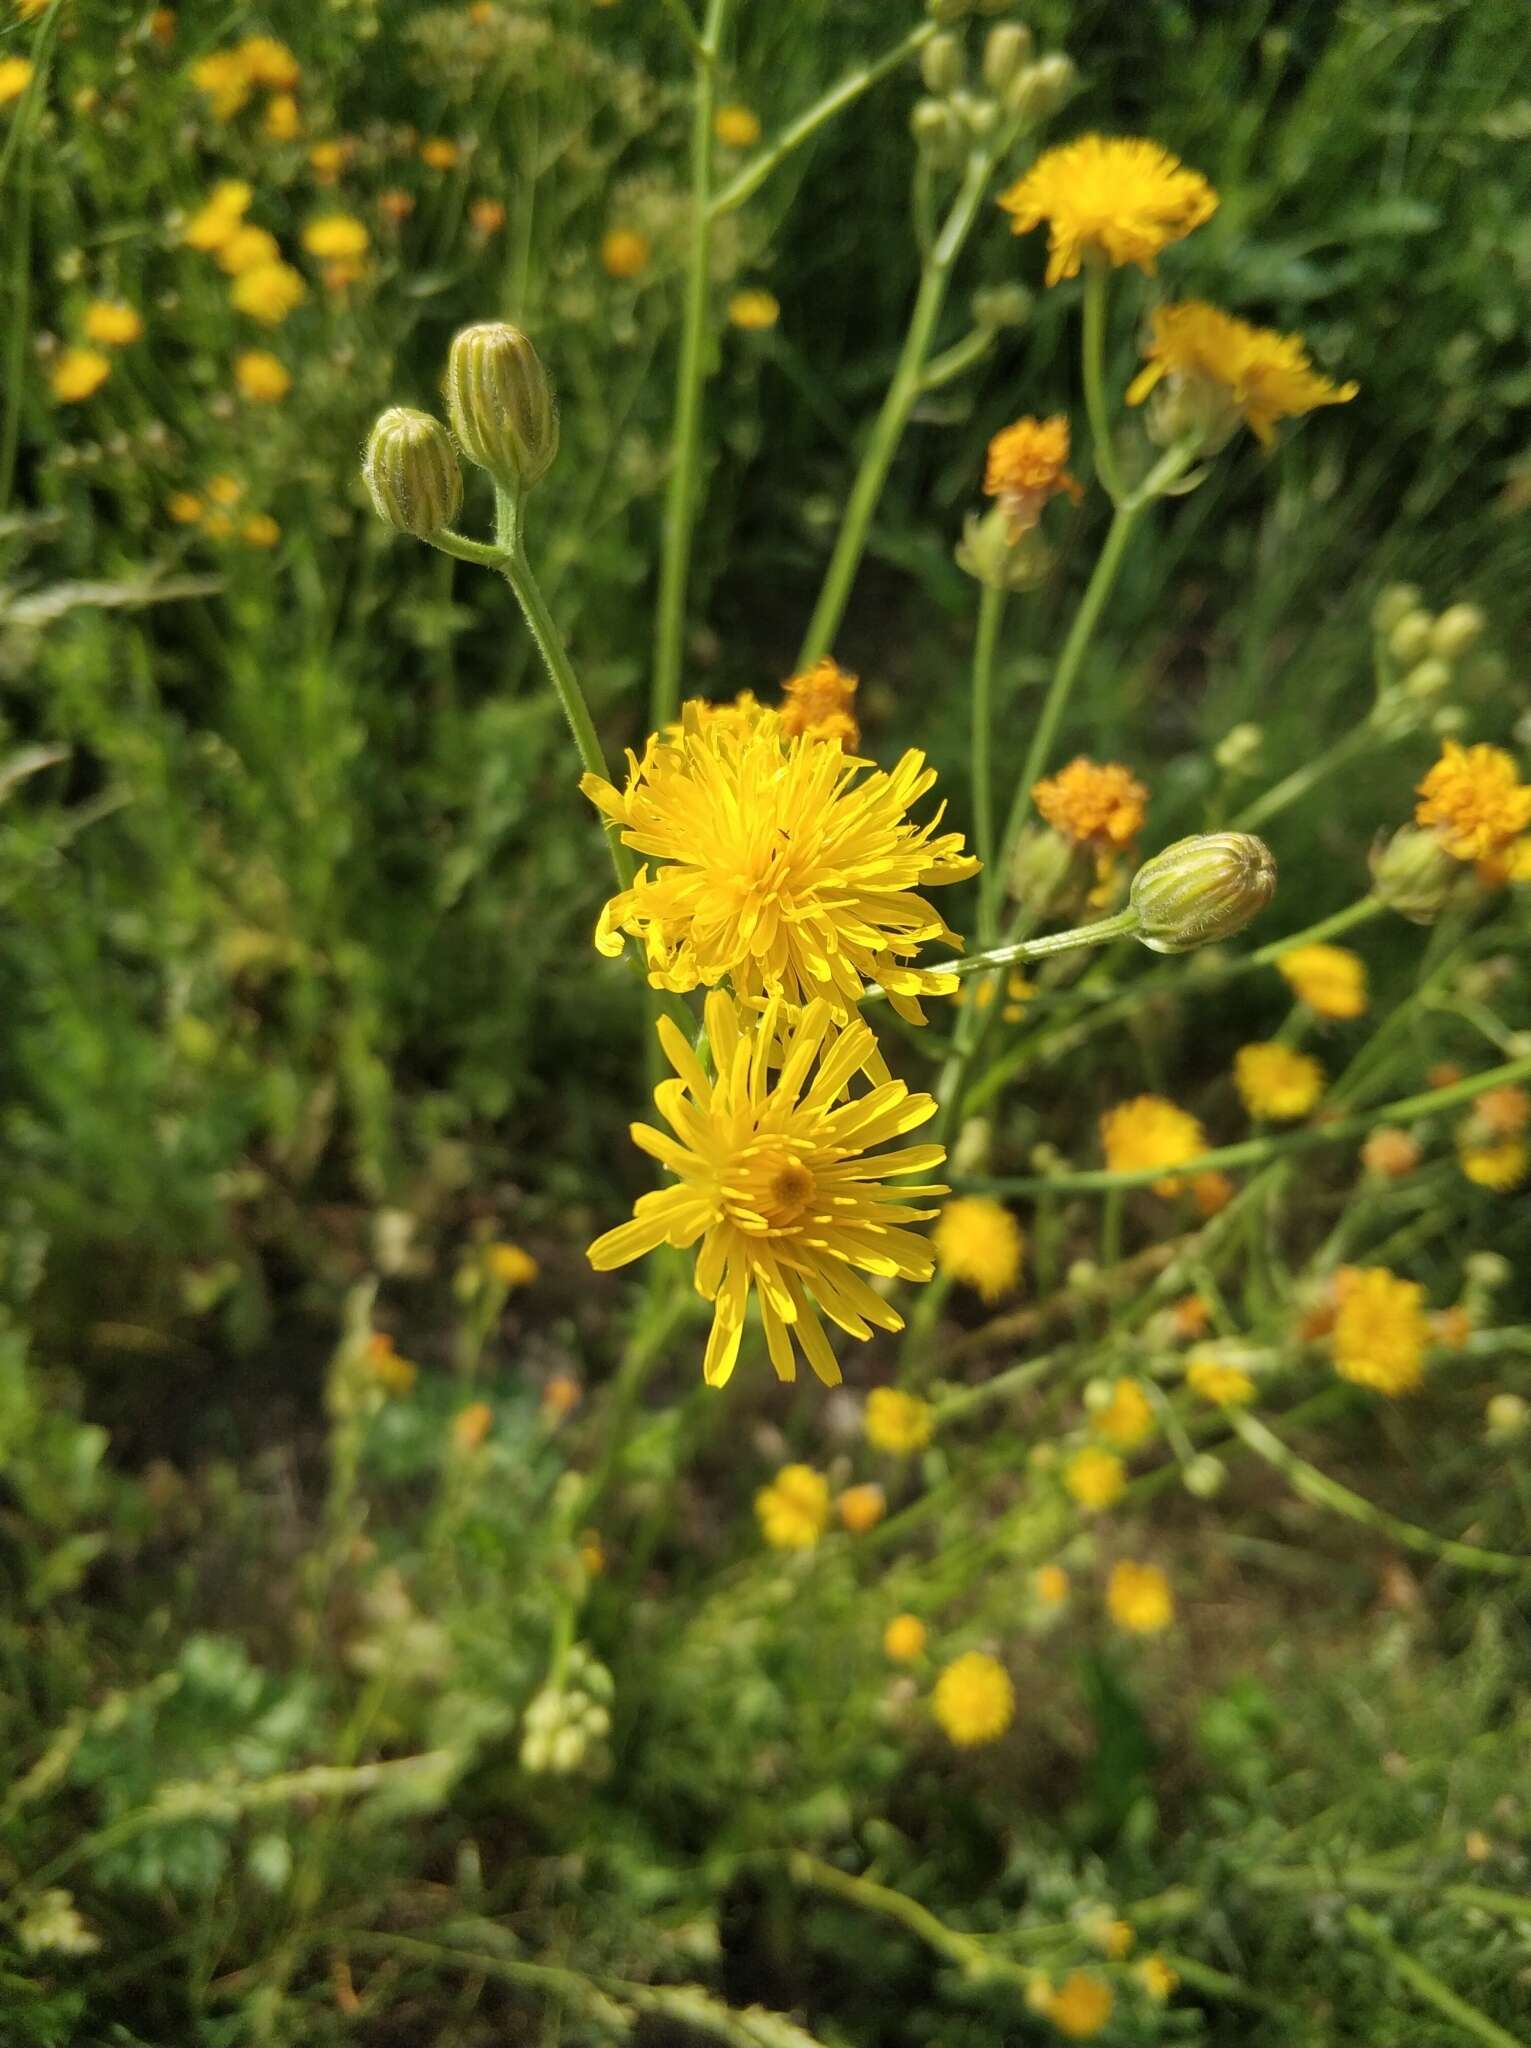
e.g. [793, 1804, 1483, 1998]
[1277, 943, 1367, 1019]
[1107, 1559, 1174, 1634]
[470, 197, 506, 235]
[365, 1331, 418, 1395]
[1033, 756, 1147, 849]
[1361, 1127, 1420, 1179]
[582, 709, 978, 1025]
[207, 474, 242, 505]
[1064, 1446, 1126, 1512]
[51, 348, 111, 403]
[1235, 1042, 1324, 1120]
[837, 1483, 886, 1533]
[779, 656, 859, 747]
[82, 302, 143, 347]
[238, 34, 299, 89]
[1093, 1378, 1154, 1450]
[0, 55, 33, 105]
[1033, 1562, 1070, 1607]
[149, 8, 176, 46]
[452, 1399, 494, 1451]
[1045, 1970, 1114, 2039]
[1135, 1954, 1178, 2002]
[998, 134, 1216, 287]
[191, 50, 253, 120]
[1332, 1266, 1427, 1396]
[420, 136, 460, 169]
[182, 180, 253, 251]
[1185, 1350, 1255, 1406]
[302, 212, 369, 261]
[983, 414, 1082, 535]
[864, 1386, 934, 1455]
[166, 491, 204, 524]
[308, 139, 349, 182]
[1415, 742, 1531, 864]
[933, 1194, 1024, 1303]
[217, 225, 282, 276]
[541, 1373, 581, 1420]
[728, 288, 780, 330]
[601, 227, 651, 279]
[234, 349, 291, 402]
[587, 994, 947, 1388]
[486, 1241, 538, 1289]
[241, 514, 280, 549]
[202, 511, 235, 540]
[1099, 1094, 1204, 1194]
[264, 92, 300, 141]
[1090, 1917, 1134, 1959]
[883, 1613, 927, 1662]
[579, 1531, 605, 1575]
[714, 104, 761, 148]
[756, 1463, 830, 1549]
[1459, 1138, 1528, 1191]
[1126, 301, 1358, 450]
[230, 261, 307, 324]
[932, 1651, 1014, 1747]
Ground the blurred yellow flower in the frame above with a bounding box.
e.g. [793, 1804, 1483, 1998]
[587, 995, 946, 1387]
[1361, 1127, 1420, 1179]
[1093, 1377, 1154, 1449]
[1045, 1970, 1114, 2039]
[837, 1483, 886, 1533]
[932, 1651, 1014, 1746]
[779, 656, 859, 746]
[166, 491, 204, 524]
[984, 414, 1082, 535]
[420, 136, 460, 170]
[366, 1331, 417, 1395]
[239, 35, 300, 89]
[1416, 741, 1531, 864]
[1459, 1138, 1528, 1191]
[1033, 756, 1147, 849]
[1136, 1954, 1178, 2002]
[864, 1386, 934, 1454]
[234, 350, 291, 402]
[82, 302, 143, 347]
[207, 474, 242, 505]
[1100, 1094, 1204, 1193]
[217, 225, 282, 276]
[470, 197, 507, 235]
[485, 1241, 538, 1289]
[756, 1463, 830, 1549]
[1235, 1042, 1324, 1120]
[1064, 1446, 1126, 1511]
[302, 212, 369, 261]
[202, 510, 235, 540]
[453, 1400, 494, 1451]
[1277, 943, 1367, 1019]
[264, 92, 301, 142]
[601, 227, 651, 279]
[1127, 301, 1358, 449]
[191, 50, 253, 120]
[1032, 1562, 1070, 1607]
[1332, 1266, 1427, 1395]
[883, 1613, 926, 1662]
[230, 261, 307, 324]
[0, 56, 33, 105]
[714, 104, 761, 148]
[1185, 1351, 1255, 1406]
[182, 180, 253, 251]
[51, 348, 111, 402]
[1107, 1559, 1174, 1633]
[728, 288, 780, 330]
[541, 1373, 582, 1420]
[933, 1195, 1024, 1303]
[999, 135, 1215, 286]
[308, 139, 349, 182]
[241, 514, 280, 549]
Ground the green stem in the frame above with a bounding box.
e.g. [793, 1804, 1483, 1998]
[570, 1269, 697, 1526]
[1080, 257, 1126, 504]
[797, 145, 1000, 667]
[787, 1853, 1032, 1990]
[921, 326, 997, 393]
[651, 0, 732, 733]
[1234, 722, 1380, 832]
[971, 583, 1006, 935]
[1344, 1906, 1524, 2048]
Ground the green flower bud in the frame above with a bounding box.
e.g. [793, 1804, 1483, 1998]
[919, 30, 964, 94]
[949, 87, 999, 137]
[362, 406, 462, 537]
[956, 502, 1052, 591]
[910, 96, 964, 167]
[1128, 832, 1277, 954]
[1368, 824, 1461, 924]
[1387, 609, 1434, 668]
[446, 321, 559, 492]
[1006, 51, 1077, 123]
[1008, 822, 1078, 917]
[1371, 582, 1421, 635]
[1213, 721, 1264, 776]
[1485, 1392, 1528, 1441]
[1428, 601, 1486, 663]
[1402, 656, 1453, 701]
[982, 21, 1033, 91]
[1183, 1453, 1226, 1499]
[972, 281, 1033, 330]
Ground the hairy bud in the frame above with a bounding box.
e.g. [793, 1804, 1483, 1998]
[1369, 825, 1461, 924]
[362, 407, 462, 537]
[1129, 833, 1277, 954]
[446, 321, 559, 492]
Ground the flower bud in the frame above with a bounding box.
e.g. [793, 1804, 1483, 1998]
[949, 88, 999, 138]
[1387, 609, 1433, 668]
[1428, 602, 1486, 663]
[1128, 833, 1277, 954]
[1485, 1392, 1528, 1441]
[1006, 51, 1077, 123]
[1183, 1453, 1226, 1499]
[956, 502, 1052, 592]
[1368, 825, 1461, 924]
[1213, 721, 1263, 776]
[445, 321, 559, 492]
[362, 406, 462, 537]
[972, 281, 1033, 330]
[1402, 656, 1452, 702]
[919, 30, 964, 95]
[1371, 582, 1420, 635]
[982, 21, 1033, 92]
[1008, 821, 1077, 913]
[909, 96, 964, 168]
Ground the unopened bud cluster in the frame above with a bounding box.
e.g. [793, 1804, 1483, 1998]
[519, 1645, 614, 1778]
[1370, 582, 1499, 740]
[1129, 833, 1278, 954]
[911, 15, 1075, 169]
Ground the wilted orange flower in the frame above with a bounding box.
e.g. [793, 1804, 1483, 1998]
[453, 1400, 494, 1451]
[470, 197, 506, 235]
[983, 414, 1082, 535]
[420, 136, 460, 169]
[1362, 1128, 1420, 1179]
[779, 657, 859, 746]
[1033, 757, 1147, 849]
[1127, 301, 1357, 449]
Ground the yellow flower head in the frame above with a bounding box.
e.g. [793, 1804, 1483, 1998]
[241, 514, 280, 549]
[191, 49, 254, 120]
[1093, 1377, 1154, 1449]
[366, 1331, 417, 1395]
[420, 136, 460, 170]
[1064, 1445, 1126, 1512]
[238, 35, 299, 89]
[714, 103, 761, 149]
[1100, 1094, 1204, 1194]
[82, 302, 143, 347]
[1459, 1138, 1528, 1192]
[883, 1612, 927, 1662]
[207, 474, 242, 506]
[1107, 1559, 1174, 1634]
[983, 413, 1082, 535]
[1467, 1085, 1530, 1139]
[1277, 943, 1367, 1019]
[779, 656, 859, 748]
[0, 57, 34, 106]
[1415, 742, 1531, 864]
[1332, 1266, 1427, 1396]
[1136, 1954, 1179, 2003]
[51, 348, 111, 403]
[1033, 1562, 1070, 1607]
[264, 92, 301, 142]
[1235, 1042, 1324, 1121]
[1033, 756, 1147, 849]
[999, 135, 1216, 287]
[234, 349, 291, 402]
[865, 1386, 934, 1455]
[837, 1482, 886, 1533]
[1046, 1970, 1114, 2040]
[302, 212, 369, 262]
[452, 1399, 494, 1451]
[485, 1241, 538, 1289]
[230, 260, 307, 325]
[582, 711, 978, 1025]
[470, 197, 506, 235]
[182, 180, 253, 251]
[933, 1194, 1024, 1303]
[587, 994, 947, 1388]
[541, 1373, 581, 1420]
[1185, 1350, 1255, 1407]
[756, 1462, 830, 1549]
[1127, 301, 1358, 450]
[601, 227, 651, 279]
[216, 224, 282, 276]
[167, 491, 204, 525]
[729, 288, 780, 331]
[308, 139, 350, 182]
[932, 1651, 1015, 1747]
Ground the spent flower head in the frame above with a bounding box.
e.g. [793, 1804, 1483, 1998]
[1033, 756, 1147, 850]
[1128, 301, 1357, 451]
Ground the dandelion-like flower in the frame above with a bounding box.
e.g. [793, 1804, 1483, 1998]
[1107, 1560, 1173, 1634]
[883, 1613, 927, 1661]
[864, 1386, 934, 1454]
[932, 1651, 1015, 1746]
[1100, 1094, 1204, 1193]
[755, 1463, 830, 1548]
[601, 227, 651, 279]
[933, 1194, 1024, 1303]
[1033, 1563, 1070, 1607]
[51, 349, 111, 403]
[1092, 1378, 1154, 1449]
[837, 1483, 886, 1533]
[1045, 1971, 1114, 2040]
[983, 414, 1082, 536]
[1331, 1266, 1427, 1396]
[1127, 301, 1358, 449]
[728, 288, 780, 331]
[1185, 1351, 1255, 1406]
[1362, 1128, 1420, 1179]
[1277, 943, 1367, 1019]
[1034, 756, 1147, 850]
[779, 657, 859, 747]
[1235, 1042, 1324, 1120]
[998, 135, 1216, 286]
[1063, 1445, 1126, 1511]
[234, 349, 291, 402]
[230, 261, 307, 325]
[1459, 1136, 1528, 1191]
[1415, 742, 1531, 864]
[485, 1241, 538, 1289]
[586, 994, 947, 1387]
[583, 712, 978, 1023]
[82, 302, 143, 347]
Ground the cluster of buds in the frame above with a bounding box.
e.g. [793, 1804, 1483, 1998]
[363, 320, 559, 539]
[519, 1645, 614, 1778]
[1370, 582, 1503, 747]
[911, 16, 1076, 169]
